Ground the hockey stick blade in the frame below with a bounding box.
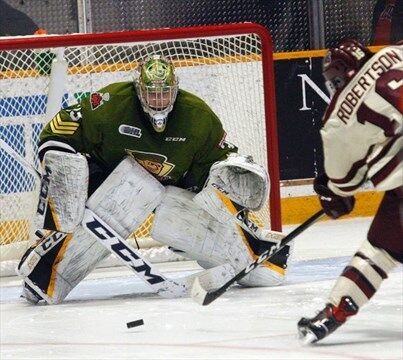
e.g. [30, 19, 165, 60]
[191, 209, 325, 306]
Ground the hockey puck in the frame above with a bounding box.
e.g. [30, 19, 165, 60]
[126, 319, 144, 329]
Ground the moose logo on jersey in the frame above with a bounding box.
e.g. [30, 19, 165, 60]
[126, 149, 175, 180]
[90, 92, 110, 110]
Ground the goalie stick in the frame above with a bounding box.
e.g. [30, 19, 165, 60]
[81, 207, 233, 298]
[82, 208, 189, 298]
[0, 138, 42, 179]
[191, 209, 326, 305]
[2, 139, 230, 298]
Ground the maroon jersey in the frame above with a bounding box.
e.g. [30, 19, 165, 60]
[321, 44, 402, 196]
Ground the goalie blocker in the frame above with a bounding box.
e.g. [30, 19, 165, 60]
[35, 150, 89, 233]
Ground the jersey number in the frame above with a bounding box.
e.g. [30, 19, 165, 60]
[357, 69, 402, 136]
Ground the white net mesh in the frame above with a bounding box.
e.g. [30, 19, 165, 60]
[0, 27, 276, 273]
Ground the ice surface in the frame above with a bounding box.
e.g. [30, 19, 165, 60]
[1, 217, 402, 359]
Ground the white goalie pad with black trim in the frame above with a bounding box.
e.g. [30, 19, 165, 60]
[20, 157, 166, 304]
[152, 186, 285, 287]
[207, 154, 269, 211]
[152, 186, 228, 266]
[86, 156, 165, 238]
[35, 150, 88, 233]
[19, 228, 110, 304]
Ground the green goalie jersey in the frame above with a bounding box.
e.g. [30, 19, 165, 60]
[40, 81, 237, 191]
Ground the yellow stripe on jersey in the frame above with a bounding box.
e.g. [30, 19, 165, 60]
[54, 113, 79, 127]
[49, 113, 79, 135]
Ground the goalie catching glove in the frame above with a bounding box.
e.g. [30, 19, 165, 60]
[207, 153, 269, 211]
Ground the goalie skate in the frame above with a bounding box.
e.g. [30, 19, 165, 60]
[20, 283, 43, 304]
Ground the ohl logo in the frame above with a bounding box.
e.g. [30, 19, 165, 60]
[90, 92, 110, 110]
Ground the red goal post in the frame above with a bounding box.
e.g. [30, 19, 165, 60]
[0, 23, 281, 269]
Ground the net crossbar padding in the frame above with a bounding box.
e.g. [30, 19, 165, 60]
[0, 23, 280, 274]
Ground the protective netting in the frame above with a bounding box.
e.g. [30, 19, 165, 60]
[0, 27, 274, 270]
[323, 0, 377, 48]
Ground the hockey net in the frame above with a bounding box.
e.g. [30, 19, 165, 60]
[0, 23, 280, 276]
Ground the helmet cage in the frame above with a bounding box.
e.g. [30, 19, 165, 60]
[323, 56, 351, 96]
[135, 56, 179, 132]
[136, 82, 178, 132]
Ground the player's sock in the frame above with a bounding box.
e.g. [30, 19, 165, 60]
[297, 296, 359, 344]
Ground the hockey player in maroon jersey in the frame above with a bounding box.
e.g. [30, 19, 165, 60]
[298, 39, 402, 344]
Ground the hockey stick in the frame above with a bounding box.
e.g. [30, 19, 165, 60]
[82, 207, 233, 298]
[82, 210, 235, 298]
[0, 138, 42, 179]
[82, 208, 190, 298]
[81, 208, 205, 298]
[2, 140, 230, 298]
[191, 209, 326, 305]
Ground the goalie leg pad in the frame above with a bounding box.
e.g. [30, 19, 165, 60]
[207, 154, 269, 211]
[195, 179, 274, 241]
[17, 231, 68, 278]
[18, 228, 109, 304]
[151, 186, 286, 287]
[194, 184, 292, 281]
[86, 156, 165, 238]
[35, 150, 89, 233]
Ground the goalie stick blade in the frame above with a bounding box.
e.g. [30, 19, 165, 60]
[82, 208, 191, 298]
[190, 263, 235, 304]
[191, 274, 235, 306]
[190, 277, 208, 305]
[155, 279, 188, 298]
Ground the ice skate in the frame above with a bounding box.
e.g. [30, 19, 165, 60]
[298, 296, 358, 344]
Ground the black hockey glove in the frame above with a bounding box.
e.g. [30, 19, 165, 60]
[313, 174, 355, 219]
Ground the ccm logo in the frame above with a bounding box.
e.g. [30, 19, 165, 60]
[211, 182, 229, 195]
[84, 216, 165, 285]
[36, 166, 52, 215]
[244, 249, 271, 274]
[236, 211, 259, 233]
[165, 137, 186, 142]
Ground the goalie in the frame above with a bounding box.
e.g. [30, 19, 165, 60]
[18, 55, 291, 304]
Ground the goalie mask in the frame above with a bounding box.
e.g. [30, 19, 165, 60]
[322, 39, 372, 97]
[135, 55, 178, 132]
